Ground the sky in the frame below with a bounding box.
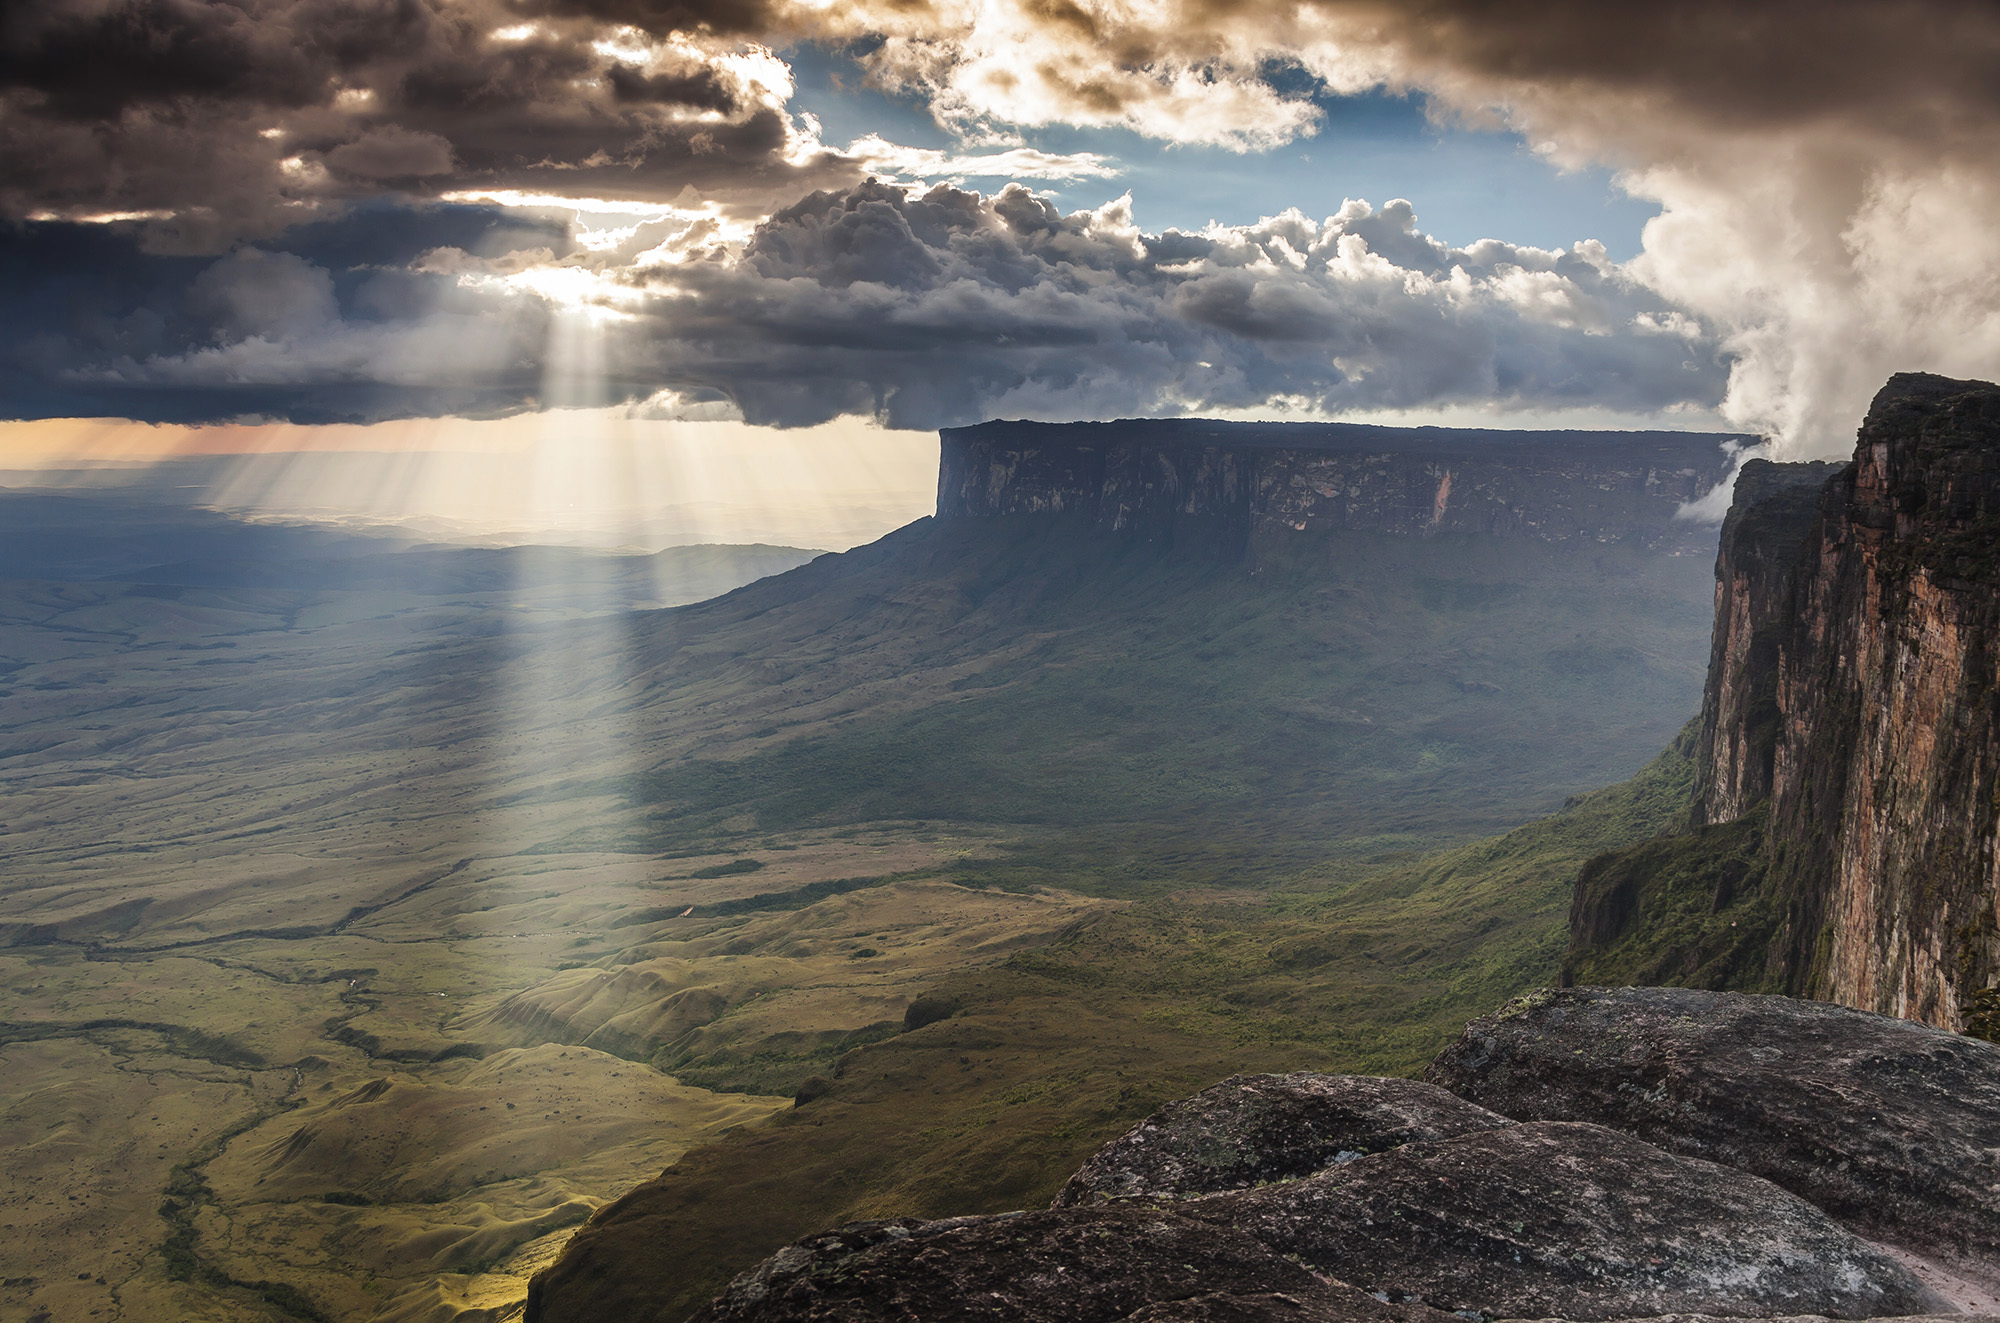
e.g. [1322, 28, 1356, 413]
[3, 1, 1998, 538]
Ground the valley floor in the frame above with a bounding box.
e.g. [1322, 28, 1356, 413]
[0, 497, 1716, 1322]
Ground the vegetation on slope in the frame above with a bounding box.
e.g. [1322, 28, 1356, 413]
[0, 491, 1719, 1322]
[1563, 809, 1787, 992]
[529, 731, 1701, 1323]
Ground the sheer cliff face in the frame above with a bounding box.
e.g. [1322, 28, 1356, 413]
[1694, 460, 1844, 823]
[1695, 374, 2000, 1027]
[937, 420, 1738, 553]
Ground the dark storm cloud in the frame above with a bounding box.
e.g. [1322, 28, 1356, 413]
[4, 0, 1991, 436]
[507, 0, 780, 36]
[5, 183, 1726, 429]
[0, 0, 864, 251]
[0, 206, 573, 423]
[633, 182, 1724, 429]
[1332, 0, 2000, 143]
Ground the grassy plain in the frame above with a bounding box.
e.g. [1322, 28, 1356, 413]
[0, 489, 1716, 1322]
[532, 729, 1701, 1322]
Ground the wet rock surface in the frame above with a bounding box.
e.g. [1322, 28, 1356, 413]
[1055, 1073, 1512, 1207]
[684, 1206, 1424, 1323]
[1425, 986, 2000, 1272]
[1184, 1120, 1941, 1322]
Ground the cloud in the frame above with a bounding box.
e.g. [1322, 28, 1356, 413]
[624, 183, 1723, 429]
[4, 184, 1727, 429]
[765, 0, 2000, 453]
[0, 0, 874, 251]
[325, 126, 458, 180]
[4, 0, 1994, 444]
[0, 205, 573, 423]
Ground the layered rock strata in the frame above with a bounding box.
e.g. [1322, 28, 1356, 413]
[937, 420, 1739, 553]
[1691, 459, 1844, 822]
[1597, 373, 2000, 1026]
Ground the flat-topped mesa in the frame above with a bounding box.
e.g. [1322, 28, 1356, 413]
[937, 419, 1742, 553]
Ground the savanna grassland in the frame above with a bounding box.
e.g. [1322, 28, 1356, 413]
[0, 488, 1716, 1323]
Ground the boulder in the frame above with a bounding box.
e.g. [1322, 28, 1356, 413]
[686, 1206, 1455, 1323]
[1425, 986, 2000, 1272]
[1183, 1121, 1945, 1321]
[1055, 1074, 1512, 1207]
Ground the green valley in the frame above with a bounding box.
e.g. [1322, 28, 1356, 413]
[0, 448, 1719, 1323]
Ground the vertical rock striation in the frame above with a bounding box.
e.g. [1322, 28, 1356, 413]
[1579, 373, 2000, 1029]
[1755, 374, 2000, 1024]
[1692, 459, 1844, 824]
[937, 419, 1738, 554]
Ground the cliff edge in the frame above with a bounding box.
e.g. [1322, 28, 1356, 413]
[1568, 373, 2000, 1029]
[938, 419, 1738, 553]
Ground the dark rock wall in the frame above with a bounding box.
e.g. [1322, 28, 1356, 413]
[1693, 459, 1843, 823]
[937, 420, 1738, 553]
[1679, 373, 2000, 1026]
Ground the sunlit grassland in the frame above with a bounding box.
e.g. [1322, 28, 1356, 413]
[536, 730, 1700, 1323]
[0, 495, 1715, 1322]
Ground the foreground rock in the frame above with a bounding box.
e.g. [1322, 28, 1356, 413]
[1186, 1121, 1943, 1322]
[1055, 1074, 1510, 1207]
[686, 1206, 1461, 1323]
[575, 985, 2000, 1322]
[1426, 986, 2000, 1272]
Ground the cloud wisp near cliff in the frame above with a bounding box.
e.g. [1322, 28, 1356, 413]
[3, 0, 1996, 452]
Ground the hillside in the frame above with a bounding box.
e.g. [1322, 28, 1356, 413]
[0, 422, 1730, 1323]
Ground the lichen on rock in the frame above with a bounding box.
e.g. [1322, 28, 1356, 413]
[1054, 1073, 1511, 1207]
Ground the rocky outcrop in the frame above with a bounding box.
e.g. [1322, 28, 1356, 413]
[687, 1208, 1463, 1323]
[1758, 374, 2000, 1023]
[1187, 1120, 1941, 1322]
[1054, 1074, 1510, 1207]
[938, 420, 1738, 553]
[1427, 986, 2000, 1280]
[1568, 373, 2000, 1028]
[665, 987, 2000, 1323]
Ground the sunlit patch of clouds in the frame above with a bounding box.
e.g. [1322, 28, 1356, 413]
[436, 189, 750, 256]
[6, 0, 1995, 447]
[18, 181, 1727, 431]
[467, 265, 643, 321]
[842, 136, 1119, 184]
[25, 208, 180, 224]
[624, 389, 746, 423]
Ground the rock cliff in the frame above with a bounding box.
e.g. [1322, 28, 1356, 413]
[938, 420, 1738, 553]
[1569, 373, 2000, 1029]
